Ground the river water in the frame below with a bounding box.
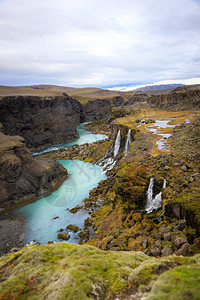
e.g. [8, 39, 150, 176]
[14, 125, 107, 245]
[32, 123, 107, 155]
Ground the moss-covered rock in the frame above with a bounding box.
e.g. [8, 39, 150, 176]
[57, 233, 70, 240]
[66, 224, 79, 232]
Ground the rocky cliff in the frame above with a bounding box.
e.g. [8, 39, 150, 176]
[81, 96, 126, 122]
[148, 89, 200, 110]
[0, 129, 67, 208]
[0, 94, 82, 148]
[0, 94, 131, 148]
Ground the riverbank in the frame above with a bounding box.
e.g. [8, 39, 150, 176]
[0, 214, 25, 256]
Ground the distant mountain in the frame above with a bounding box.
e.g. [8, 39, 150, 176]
[134, 84, 184, 92]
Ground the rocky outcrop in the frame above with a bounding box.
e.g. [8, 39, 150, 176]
[0, 94, 82, 148]
[0, 94, 134, 149]
[148, 89, 200, 110]
[0, 131, 67, 208]
[82, 96, 126, 122]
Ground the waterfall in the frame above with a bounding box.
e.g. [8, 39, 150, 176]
[163, 178, 167, 189]
[146, 178, 167, 214]
[125, 129, 131, 156]
[114, 130, 121, 157]
[97, 144, 115, 171]
[146, 177, 154, 213]
[97, 129, 121, 172]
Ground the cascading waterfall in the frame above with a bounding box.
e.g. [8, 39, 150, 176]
[98, 144, 115, 170]
[97, 130, 121, 171]
[114, 130, 121, 157]
[146, 178, 167, 213]
[125, 129, 131, 156]
[146, 177, 154, 213]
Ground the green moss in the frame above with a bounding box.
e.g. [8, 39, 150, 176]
[0, 243, 149, 299]
[147, 264, 200, 300]
[66, 224, 79, 232]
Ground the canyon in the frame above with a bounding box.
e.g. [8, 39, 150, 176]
[0, 84, 200, 300]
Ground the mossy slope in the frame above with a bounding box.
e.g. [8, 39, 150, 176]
[0, 243, 149, 300]
[0, 244, 200, 300]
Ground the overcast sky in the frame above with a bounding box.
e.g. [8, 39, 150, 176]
[0, 0, 200, 88]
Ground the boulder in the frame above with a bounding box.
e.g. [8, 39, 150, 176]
[165, 202, 185, 219]
[155, 240, 162, 249]
[176, 220, 186, 231]
[57, 233, 70, 240]
[181, 165, 187, 171]
[141, 239, 148, 249]
[66, 224, 79, 232]
[162, 232, 171, 241]
[173, 235, 188, 248]
[175, 243, 191, 256]
[150, 247, 161, 257]
[161, 246, 173, 257]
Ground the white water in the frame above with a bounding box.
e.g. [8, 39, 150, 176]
[125, 129, 131, 156]
[98, 146, 115, 170]
[146, 177, 154, 212]
[98, 130, 121, 171]
[114, 130, 121, 157]
[146, 178, 167, 213]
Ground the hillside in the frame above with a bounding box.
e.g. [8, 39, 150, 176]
[148, 86, 200, 110]
[0, 85, 122, 104]
[0, 243, 200, 300]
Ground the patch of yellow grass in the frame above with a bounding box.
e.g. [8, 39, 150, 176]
[115, 109, 200, 156]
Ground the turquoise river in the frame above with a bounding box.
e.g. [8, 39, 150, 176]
[14, 124, 107, 245]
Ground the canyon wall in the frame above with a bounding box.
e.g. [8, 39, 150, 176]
[0, 128, 67, 208]
[0, 94, 129, 148]
[81, 96, 126, 122]
[0, 95, 82, 148]
[148, 89, 200, 110]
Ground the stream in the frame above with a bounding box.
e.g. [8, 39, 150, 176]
[14, 125, 107, 245]
[32, 123, 107, 155]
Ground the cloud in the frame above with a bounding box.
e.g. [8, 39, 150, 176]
[0, 0, 200, 87]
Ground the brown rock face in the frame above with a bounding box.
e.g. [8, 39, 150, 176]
[0, 131, 67, 208]
[0, 94, 82, 148]
[82, 96, 125, 122]
[148, 89, 200, 110]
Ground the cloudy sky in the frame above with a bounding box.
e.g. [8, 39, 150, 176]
[0, 0, 200, 88]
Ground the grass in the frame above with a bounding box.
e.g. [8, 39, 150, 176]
[0, 243, 149, 299]
[114, 109, 200, 156]
[0, 85, 123, 104]
[147, 264, 200, 300]
[1, 244, 200, 299]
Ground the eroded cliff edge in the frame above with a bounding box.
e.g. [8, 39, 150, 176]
[0, 94, 82, 148]
[0, 93, 145, 149]
[148, 85, 200, 110]
[0, 128, 68, 209]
